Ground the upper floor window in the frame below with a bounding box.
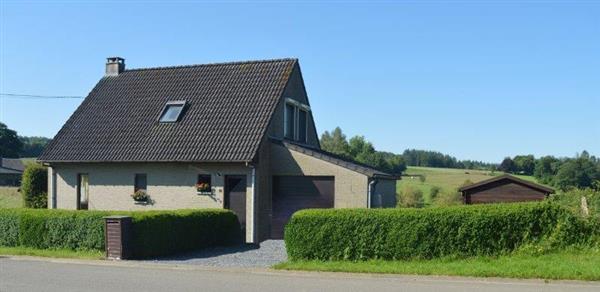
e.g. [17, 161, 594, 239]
[284, 103, 295, 139]
[284, 99, 310, 143]
[298, 109, 307, 143]
[159, 101, 186, 123]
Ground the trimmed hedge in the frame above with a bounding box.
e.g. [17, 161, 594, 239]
[129, 209, 241, 258]
[0, 208, 240, 258]
[20, 164, 48, 208]
[285, 202, 596, 261]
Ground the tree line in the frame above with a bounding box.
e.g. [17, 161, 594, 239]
[320, 127, 495, 175]
[498, 152, 600, 190]
[402, 149, 496, 170]
[0, 122, 52, 158]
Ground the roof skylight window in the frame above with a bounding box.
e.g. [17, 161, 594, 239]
[159, 101, 186, 123]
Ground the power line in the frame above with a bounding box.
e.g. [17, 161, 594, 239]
[0, 93, 84, 99]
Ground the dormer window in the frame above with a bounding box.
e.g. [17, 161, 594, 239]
[284, 98, 310, 143]
[159, 101, 186, 123]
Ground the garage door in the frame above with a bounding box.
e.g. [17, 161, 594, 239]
[271, 176, 334, 239]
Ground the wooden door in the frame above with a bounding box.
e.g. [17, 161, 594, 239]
[225, 175, 247, 236]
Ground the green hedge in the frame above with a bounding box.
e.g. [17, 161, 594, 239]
[0, 208, 240, 258]
[129, 209, 241, 258]
[20, 164, 48, 208]
[285, 202, 595, 261]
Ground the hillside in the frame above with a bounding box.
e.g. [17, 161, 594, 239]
[397, 166, 542, 205]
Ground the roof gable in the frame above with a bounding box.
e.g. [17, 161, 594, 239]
[459, 174, 554, 194]
[39, 59, 297, 163]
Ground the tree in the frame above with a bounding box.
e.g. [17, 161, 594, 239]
[0, 122, 23, 158]
[513, 155, 535, 175]
[320, 127, 350, 157]
[348, 136, 374, 158]
[385, 153, 407, 174]
[534, 155, 560, 184]
[498, 157, 515, 173]
[19, 136, 51, 157]
[554, 155, 600, 190]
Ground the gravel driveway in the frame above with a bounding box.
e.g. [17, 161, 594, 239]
[145, 240, 287, 268]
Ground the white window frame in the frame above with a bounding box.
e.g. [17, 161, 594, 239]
[158, 100, 186, 123]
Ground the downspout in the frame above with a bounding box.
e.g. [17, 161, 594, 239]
[246, 162, 257, 244]
[368, 179, 378, 208]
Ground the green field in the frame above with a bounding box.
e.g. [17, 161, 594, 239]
[397, 166, 499, 204]
[396, 167, 551, 206]
[0, 187, 21, 208]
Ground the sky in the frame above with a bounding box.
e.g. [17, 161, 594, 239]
[0, 1, 598, 163]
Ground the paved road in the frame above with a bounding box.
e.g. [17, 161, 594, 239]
[1, 257, 599, 292]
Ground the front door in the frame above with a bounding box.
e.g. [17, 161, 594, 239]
[225, 175, 247, 237]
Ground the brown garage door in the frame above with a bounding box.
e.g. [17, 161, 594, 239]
[271, 176, 334, 239]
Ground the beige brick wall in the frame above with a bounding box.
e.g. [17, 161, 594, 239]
[49, 162, 258, 243]
[270, 143, 369, 208]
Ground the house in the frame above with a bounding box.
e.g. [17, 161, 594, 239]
[0, 158, 25, 186]
[39, 57, 399, 243]
[459, 174, 554, 204]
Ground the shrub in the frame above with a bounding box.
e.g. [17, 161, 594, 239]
[429, 186, 441, 201]
[549, 187, 600, 217]
[433, 190, 463, 206]
[131, 190, 149, 202]
[0, 208, 240, 258]
[285, 202, 594, 261]
[20, 163, 48, 208]
[398, 185, 424, 208]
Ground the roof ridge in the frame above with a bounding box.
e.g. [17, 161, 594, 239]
[458, 174, 554, 193]
[124, 58, 298, 73]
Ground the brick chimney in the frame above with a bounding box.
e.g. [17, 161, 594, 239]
[105, 57, 125, 76]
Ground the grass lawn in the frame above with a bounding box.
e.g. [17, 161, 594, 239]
[0, 187, 22, 208]
[0, 246, 104, 260]
[275, 248, 600, 281]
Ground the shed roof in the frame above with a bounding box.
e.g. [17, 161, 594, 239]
[39, 59, 297, 163]
[458, 174, 555, 193]
[0, 158, 25, 172]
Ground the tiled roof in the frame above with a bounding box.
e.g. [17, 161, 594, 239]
[0, 158, 25, 172]
[39, 59, 297, 163]
[278, 140, 399, 179]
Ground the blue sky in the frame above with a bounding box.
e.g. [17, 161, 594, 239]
[0, 1, 598, 162]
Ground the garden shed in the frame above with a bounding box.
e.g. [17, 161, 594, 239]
[459, 174, 554, 204]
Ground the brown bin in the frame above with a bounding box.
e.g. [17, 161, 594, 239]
[104, 216, 132, 260]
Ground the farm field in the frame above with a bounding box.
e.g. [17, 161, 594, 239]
[397, 166, 545, 205]
[0, 187, 21, 209]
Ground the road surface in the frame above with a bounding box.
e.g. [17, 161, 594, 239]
[1, 257, 599, 292]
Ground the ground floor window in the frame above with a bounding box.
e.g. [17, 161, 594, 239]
[134, 174, 147, 192]
[77, 173, 89, 210]
[196, 174, 212, 194]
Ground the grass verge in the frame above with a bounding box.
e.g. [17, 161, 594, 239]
[274, 248, 600, 281]
[0, 247, 104, 260]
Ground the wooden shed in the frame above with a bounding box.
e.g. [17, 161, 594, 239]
[459, 174, 554, 204]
